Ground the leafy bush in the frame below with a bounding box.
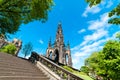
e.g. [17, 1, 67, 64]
[0, 43, 16, 55]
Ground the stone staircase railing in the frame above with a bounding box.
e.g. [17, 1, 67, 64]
[38, 55, 83, 80]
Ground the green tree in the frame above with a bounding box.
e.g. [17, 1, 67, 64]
[0, 43, 17, 55]
[100, 40, 120, 80]
[82, 40, 120, 80]
[0, 0, 54, 36]
[85, 0, 120, 25]
[84, 52, 101, 79]
[22, 42, 33, 58]
[116, 32, 120, 41]
[80, 66, 89, 75]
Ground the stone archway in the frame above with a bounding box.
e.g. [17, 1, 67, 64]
[46, 49, 54, 59]
[54, 49, 59, 63]
[48, 51, 53, 59]
[65, 54, 68, 65]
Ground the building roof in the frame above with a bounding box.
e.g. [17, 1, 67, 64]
[0, 52, 49, 80]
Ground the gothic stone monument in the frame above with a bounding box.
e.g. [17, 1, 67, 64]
[46, 23, 72, 67]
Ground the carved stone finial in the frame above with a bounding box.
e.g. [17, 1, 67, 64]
[48, 37, 51, 48]
[67, 41, 70, 49]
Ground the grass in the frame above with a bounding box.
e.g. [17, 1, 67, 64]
[62, 66, 93, 80]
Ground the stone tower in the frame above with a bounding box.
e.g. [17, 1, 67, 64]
[12, 38, 22, 56]
[0, 35, 7, 48]
[46, 23, 72, 66]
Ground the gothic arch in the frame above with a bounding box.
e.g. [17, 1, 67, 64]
[49, 51, 53, 59]
[46, 48, 54, 59]
[46, 23, 72, 66]
[65, 50, 72, 66]
[53, 49, 59, 63]
[65, 53, 69, 65]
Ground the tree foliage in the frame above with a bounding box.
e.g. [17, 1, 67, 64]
[85, 0, 102, 7]
[85, 0, 120, 25]
[80, 66, 89, 75]
[116, 32, 120, 40]
[84, 52, 102, 78]
[101, 40, 120, 79]
[22, 42, 33, 58]
[81, 39, 120, 79]
[0, 0, 54, 36]
[0, 43, 17, 55]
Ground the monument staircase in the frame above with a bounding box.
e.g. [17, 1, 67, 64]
[0, 52, 83, 80]
[0, 52, 49, 80]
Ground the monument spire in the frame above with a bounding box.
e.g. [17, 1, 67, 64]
[67, 41, 70, 50]
[48, 37, 51, 48]
[46, 22, 72, 67]
[57, 22, 62, 34]
[56, 23, 64, 45]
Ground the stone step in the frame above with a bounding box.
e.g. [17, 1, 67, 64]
[0, 64, 39, 71]
[0, 56, 23, 62]
[0, 56, 28, 62]
[0, 59, 28, 65]
[0, 76, 49, 80]
[0, 72, 46, 76]
[0, 62, 44, 72]
[0, 58, 26, 62]
[0, 60, 38, 69]
[0, 68, 42, 73]
[0, 63, 31, 69]
[0, 71, 45, 76]
[0, 52, 50, 80]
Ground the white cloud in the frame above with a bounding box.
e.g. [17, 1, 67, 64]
[83, 13, 111, 42]
[106, 0, 113, 8]
[84, 29, 108, 41]
[72, 11, 120, 69]
[75, 29, 107, 52]
[88, 13, 110, 30]
[72, 0, 117, 69]
[39, 40, 44, 44]
[82, 5, 101, 17]
[73, 13, 110, 50]
[72, 13, 112, 69]
[72, 39, 106, 56]
[74, 51, 88, 57]
[82, 0, 113, 17]
[110, 31, 120, 40]
[72, 39, 107, 69]
[78, 29, 86, 34]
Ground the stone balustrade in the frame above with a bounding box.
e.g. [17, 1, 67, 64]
[39, 55, 83, 80]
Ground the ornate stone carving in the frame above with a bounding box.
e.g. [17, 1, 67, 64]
[46, 23, 72, 67]
[12, 38, 22, 56]
[0, 34, 7, 48]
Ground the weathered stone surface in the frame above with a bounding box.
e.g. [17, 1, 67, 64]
[0, 37, 7, 48]
[0, 38, 22, 56]
[46, 23, 72, 66]
[0, 52, 49, 80]
[12, 38, 22, 56]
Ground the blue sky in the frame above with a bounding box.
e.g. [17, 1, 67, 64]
[9, 0, 120, 69]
